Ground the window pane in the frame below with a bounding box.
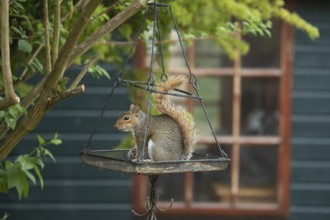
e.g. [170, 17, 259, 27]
[239, 145, 278, 203]
[195, 40, 233, 68]
[169, 40, 187, 68]
[194, 76, 232, 136]
[242, 20, 281, 68]
[241, 78, 279, 136]
[194, 144, 231, 203]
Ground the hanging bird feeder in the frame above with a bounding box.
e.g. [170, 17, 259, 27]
[80, 1, 230, 219]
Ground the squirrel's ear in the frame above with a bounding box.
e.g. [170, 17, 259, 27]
[130, 104, 140, 113]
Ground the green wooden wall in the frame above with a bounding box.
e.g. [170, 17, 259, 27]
[0, 67, 134, 220]
[290, 1, 330, 220]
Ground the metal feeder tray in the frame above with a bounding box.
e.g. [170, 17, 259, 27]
[80, 149, 230, 175]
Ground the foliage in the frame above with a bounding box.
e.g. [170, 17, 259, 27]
[0, 104, 26, 130]
[0, 213, 8, 220]
[0, 134, 61, 200]
[160, 0, 320, 58]
[88, 64, 111, 80]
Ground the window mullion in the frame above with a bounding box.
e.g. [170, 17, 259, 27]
[183, 43, 196, 206]
[230, 30, 242, 206]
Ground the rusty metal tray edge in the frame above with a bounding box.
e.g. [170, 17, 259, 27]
[80, 149, 230, 175]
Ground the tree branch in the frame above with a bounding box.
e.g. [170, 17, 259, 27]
[67, 0, 146, 66]
[61, 0, 83, 22]
[92, 1, 118, 21]
[0, 84, 84, 161]
[0, 0, 20, 109]
[41, 0, 102, 97]
[43, 0, 52, 75]
[52, 0, 61, 65]
[53, 85, 85, 103]
[19, 45, 43, 81]
[0, 0, 146, 160]
[0, 0, 103, 160]
[70, 55, 98, 90]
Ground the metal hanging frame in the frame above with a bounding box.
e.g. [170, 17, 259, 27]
[80, 1, 230, 219]
[83, 1, 228, 159]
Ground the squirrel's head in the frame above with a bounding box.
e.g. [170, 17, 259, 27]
[114, 104, 141, 132]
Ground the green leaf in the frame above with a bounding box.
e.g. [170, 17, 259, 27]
[44, 149, 56, 162]
[11, 26, 23, 36]
[24, 170, 36, 186]
[33, 166, 44, 189]
[0, 111, 5, 119]
[18, 39, 32, 53]
[5, 114, 17, 129]
[6, 165, 29, 200]
[5, 160, 14, 168]
[50, 139, 62, 146]
[30, 58, 43, 73]
[34, 158, 44, 169]
[0, 212, 9, 220]
[37, 135, 45, 145]
[14, 104, 27, 115]
[16, 155, 37, 171]
[0, 174, 9, 193]
[8, 106, 18, 117]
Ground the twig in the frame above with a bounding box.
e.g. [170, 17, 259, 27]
[0, 0, 20, 109]
[43, 0, 52, 75]
[67, 0, 147, 66]
[70, 55, 98, 90]
[19, 45, 43, 81]
[20, 78, 45, 108]
[52, 0, 61, 65]
[92, 1, 118, 21]
[61, 0, 83, 22]
[52, 85, 85, 103]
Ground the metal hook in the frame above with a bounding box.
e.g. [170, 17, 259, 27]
[132, 175, 174, 220]
[160, 73, 168, 82]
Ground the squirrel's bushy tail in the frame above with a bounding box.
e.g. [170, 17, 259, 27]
[153, 75, 197, 160]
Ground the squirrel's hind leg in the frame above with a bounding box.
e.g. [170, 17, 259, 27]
[148, 138, 181, 162]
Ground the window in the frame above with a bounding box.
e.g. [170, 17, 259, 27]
[132, 19, 292, 217]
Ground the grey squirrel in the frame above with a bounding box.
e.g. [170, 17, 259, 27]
[114, 76, 197, 162]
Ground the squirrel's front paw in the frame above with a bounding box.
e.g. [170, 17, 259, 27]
[127, 146, 137, 160]
[132, 158, 152, 163]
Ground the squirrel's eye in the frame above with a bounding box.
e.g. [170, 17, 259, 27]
[124, 115, 130, 121]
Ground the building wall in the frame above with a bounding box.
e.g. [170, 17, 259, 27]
[290, 1, 330, 220]
[0, 68, 134, 220]
[1, 1, 330, 220]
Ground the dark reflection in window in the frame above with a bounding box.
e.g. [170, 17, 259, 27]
[242, 20, 281, 68]
[156, 174, 185, 202]
[241, 78, 279, 136]
[193, 144, 231, 203]
[239, 145, 278, 203]
[193, 76, 233, 136]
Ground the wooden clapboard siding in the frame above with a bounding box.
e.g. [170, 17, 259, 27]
[0, 205, 131, 220]
[0, 67, 133, 220]
[290, 1, 330, 220]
